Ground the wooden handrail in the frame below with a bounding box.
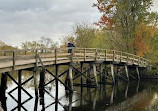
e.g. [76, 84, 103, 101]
[0, 48, 150, 68]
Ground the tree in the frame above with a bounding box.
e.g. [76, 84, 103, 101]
[60, 23, 110, 49]
[21, 37, 58, 50]
[60, 35, 75, 48]
[0, 40, 17, 51]
[74, 24, 96, 48]
[40, 37, 53, 49]
[94, 0, 153, 52]
[0, 41, 5, 47]
[132, 23, 154, 56]
[21, 41, 41, 50]
[91, 30, 110, 49]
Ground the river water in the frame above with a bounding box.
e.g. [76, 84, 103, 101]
[1, 73, 158, 111]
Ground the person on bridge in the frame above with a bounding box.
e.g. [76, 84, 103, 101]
[67, 40, 75, 53]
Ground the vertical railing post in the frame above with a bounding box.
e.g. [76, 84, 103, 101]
[4, 52, 7, 56]
[25, 50, 27, 55]
[113, 50, 115, 61]
[132, 55, 135, 64]
[84, 49, 86, 61]
[95, 49, 98, 61]
[120, 52, 122, 62]
[127, 54, 129, 64]
[138, 57, 140, 66]
[55, 49, 57, 64]
[35, 50, 38, 67]
[105, 50, 107, 61]
[13, 51, 15, 70]
[70, 48, 74, 63]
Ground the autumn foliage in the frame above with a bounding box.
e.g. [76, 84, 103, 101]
[93, 0, 115, 30]
[132, 23, 154, 56]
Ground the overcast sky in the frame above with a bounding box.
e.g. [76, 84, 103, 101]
[0, 0, 157, 47]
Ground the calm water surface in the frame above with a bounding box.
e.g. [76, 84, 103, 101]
[1, 74, 158, 111]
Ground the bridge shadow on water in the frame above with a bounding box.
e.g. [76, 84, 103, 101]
[1, 78, 158, 111]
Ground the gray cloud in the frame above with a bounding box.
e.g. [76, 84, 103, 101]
[0, 0, 101, 47]
[0, 0, 157, 47]
[152, 0, 158, 12]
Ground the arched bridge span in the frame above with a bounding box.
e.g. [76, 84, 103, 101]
[0, 48, 151, 110]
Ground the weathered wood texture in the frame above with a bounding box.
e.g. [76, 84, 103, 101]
[0, 48, 150, 73]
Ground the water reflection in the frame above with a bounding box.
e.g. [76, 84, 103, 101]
[1, 78, 158, 111]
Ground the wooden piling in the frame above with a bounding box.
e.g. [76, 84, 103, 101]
[93, 64, 98, 86]
[1, 73, 7, 92]
[99, 64, 102, 83]
[39, 69, 45, 103]
[102, 64, 107, 82]
[93, 90, 97, 110]
[87, 65, 91, 85]
[0, 74, 1, 88]
[110, 86, 114, 104]
[110, 64, 115, 84]
[68, 93, 73, 111]
[33, 71, 38, 96]
[68, 65, 73, 90]
[125, 83, 129, 99]
[34, 96, 38, 111]
[55, 65, 59, 103]
[18, 70, 22, 111]
[125, 65, 129, 81]
[80, 63, 83, 87]
[0, 72, 7, 111]
[136, 80, 140, 93]
[136, 67, 140, 80]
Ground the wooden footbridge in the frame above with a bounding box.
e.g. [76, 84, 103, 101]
[0, 48, 150, 110]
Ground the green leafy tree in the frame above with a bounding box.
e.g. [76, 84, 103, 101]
[75, 24, 96, 48]
[94, 0, 153, 52]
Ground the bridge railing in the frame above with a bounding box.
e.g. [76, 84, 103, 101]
[0, 48, 150, 68]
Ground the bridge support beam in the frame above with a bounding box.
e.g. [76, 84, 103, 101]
[0, 72, 7, 111]
[39, 69, 45, 106]
[80, 63, 83, 87]
[124, 65, 129, 81]
[99, 64, 103, 83]
[93, 64, 98, 87]
[87, 65, 91, 86]
[33, 70, 38, 96]
[136, 67, 140, 80]
[125, 83, 129, 99]
[68, 65, 73, 90]
[110, 86, 114, 104]
[18, 70, 22, 111]
[110, 64, 115, 84]
[55, 65, 58, 108]
[102, 64, 107, 82]
[0, 74, 1, 89]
